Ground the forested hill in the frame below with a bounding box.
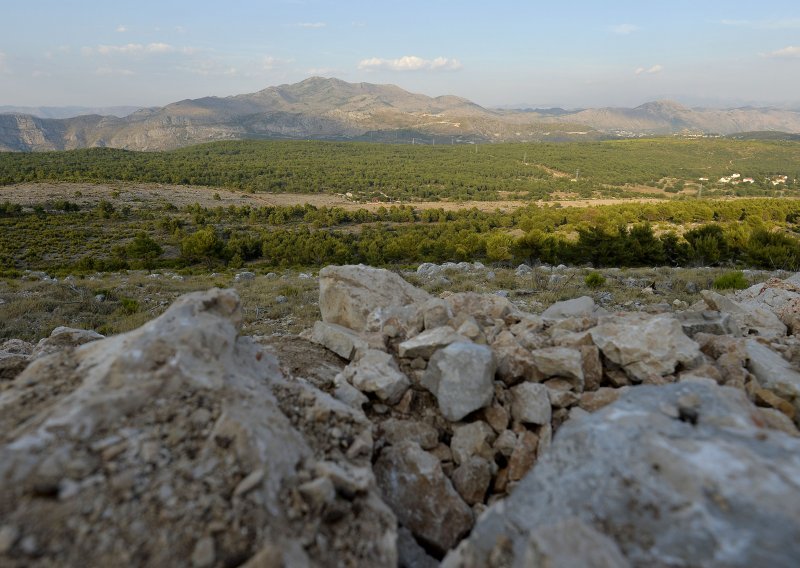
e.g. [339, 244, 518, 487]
[3, 77, 800, 152]
[1, 138, 798, 202]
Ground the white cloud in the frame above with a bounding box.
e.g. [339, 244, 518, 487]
[116, 24, 127, 33]
[261, 55, 292, 70]
[358, 55, 462, 72]
[89, 43, 188, 56]
[763, 45, 800, 59]
[635, 64, 663, 75]
[96, 66, 135, 76]
[611, 23, 638, 35]
[297, 22, 326, 28]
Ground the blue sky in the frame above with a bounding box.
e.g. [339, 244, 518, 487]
[1, 0, 799, 108]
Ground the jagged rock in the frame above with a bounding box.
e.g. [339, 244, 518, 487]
[309, 321, 380, 361]
[590, 313, 701, 382]
[342, 349, 410, 404]
[450, 421, 496, 465]
[398, 326, 468, 359]
[491, 331, 539, 385]
[445, 292, 516, 326]
[515, 264, 533, 276]
[531, 347, 584, 389]
[493, 430, 517, 457]
[510, 383, 551, 425]
[380, 419, 439, 450]
[451, 457, 492, 506]
[397, 527, 439, 568]
[319, 264, 431, 333]
[29, 326, 104, 359]
[420, 298, 454, 330]
[234, 271, 255, 281]
[736, 278, 800, 334]
[444, 383, 800, 567]
[541, 296, 595, 320]
[507, 430, 539, 482]
[374, 441, 473, 554]
[746, 339, 800, 418]
[579, 387, 623, 412]
[701, 289, 787, 338]
[0, 288, 397, 567]
[421, 342, 496, 422]
[580, 345, 603, 391]
[676, 310, 740, 338]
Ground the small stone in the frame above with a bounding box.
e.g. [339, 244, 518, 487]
[381, 419, 439, 450]
[508, 431, 539, 481]
[0, 525, 19, 554]
[752, 387, 796, 420]
[298, 477, 336, 508]
[482, 404, 510, 433]
[510, 383, 552, 425]
[233, 468, 265, 497]
[493, 430, 517, 457]
[191, 536, 215, 568]
[345, 349, 410, 404]
[579, 388, 622, 412]
[422, 342, 496, 422]
[450, 421, 496, 465]
[452, 457, 493, 505]
[398, 326, 467, 359]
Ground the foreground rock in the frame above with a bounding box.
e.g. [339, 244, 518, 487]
[444, 383, 800, 567]
[0, 289, 396, 567]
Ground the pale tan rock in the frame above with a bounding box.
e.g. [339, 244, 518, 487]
[374, 441, 473, 554]
[491, 331, 540, 385]
[590, 313, 701, 382]
[508, 431, 539, 481]
[452, 457, 492, 506]
[531, 347, 585, 390]
[319, 264, 431, 332]
[579, 388, 622, 412]
[510, 383, 551, 425]
[398, 326, 468, 359]
[450, 421, 496, 465]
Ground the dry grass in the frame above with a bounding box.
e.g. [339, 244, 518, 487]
[0, 265, 784, 343]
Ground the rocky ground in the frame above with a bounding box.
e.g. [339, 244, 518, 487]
[1, 264, 799, 566]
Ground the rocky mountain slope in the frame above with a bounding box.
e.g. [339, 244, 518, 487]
[1, 265, 799, 566]
[5, 77, 800, 151]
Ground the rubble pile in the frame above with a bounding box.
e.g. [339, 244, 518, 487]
[1, 265, 799, 566]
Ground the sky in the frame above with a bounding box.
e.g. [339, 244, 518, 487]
[1, 0, 800, 109]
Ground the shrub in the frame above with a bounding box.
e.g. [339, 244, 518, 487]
[119, 297, 140, 314]
[585, 272, 606, 288]
[712, 271, 748, 290]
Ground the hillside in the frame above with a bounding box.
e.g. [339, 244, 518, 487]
[3, 78, 800, 151]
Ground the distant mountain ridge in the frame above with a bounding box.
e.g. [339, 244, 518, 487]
[0, 105, 141, 119]
[2, 77, 800, 152]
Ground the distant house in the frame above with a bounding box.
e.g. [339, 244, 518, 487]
[743, 177, 755, 183]
[698, 177, 709, 181]
[719, 177, 731, 183]
[731, 173, 741, 179]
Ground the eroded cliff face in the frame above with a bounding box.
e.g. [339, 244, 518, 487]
[1, 267, 799, 567]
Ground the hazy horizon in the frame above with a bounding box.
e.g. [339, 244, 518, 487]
[2, 0, 799, 110]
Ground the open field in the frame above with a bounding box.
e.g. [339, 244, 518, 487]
[0, 264, 787, 342]
[0, 182, 676, 212]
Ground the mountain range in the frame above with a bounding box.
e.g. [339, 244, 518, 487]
[2, 77, 800, 152]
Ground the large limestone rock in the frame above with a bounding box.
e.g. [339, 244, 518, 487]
[541, 296, 596, 320]
[319, 264, 431, 333]
[736, 277, 800, 334]
[590, 313, 701, 382]
[29, 326, 104, 359]
[701, 289, 787, 338]
[746, 339, 800, 418]
[444, 383, 800, 567]
[422, 342, 496, 421]
[0, 289, 397, 567]
[309, 320, 380, 361]
[374, 441, 473, 554]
